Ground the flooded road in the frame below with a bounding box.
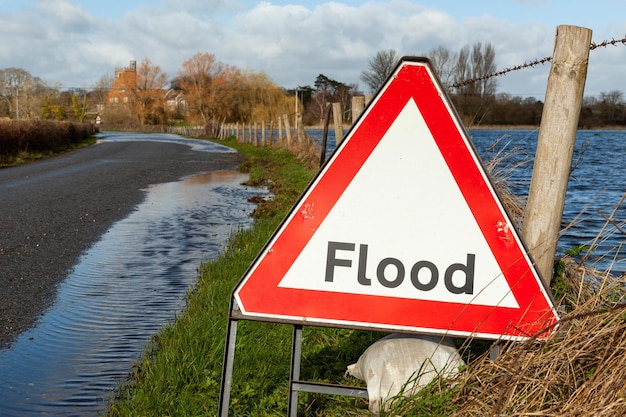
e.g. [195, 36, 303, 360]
[0, 132, 243, 346]
[0, 134, 266, 416]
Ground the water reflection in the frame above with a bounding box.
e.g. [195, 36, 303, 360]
[96, 131, 237, 153]
[0, 170, 266, 417]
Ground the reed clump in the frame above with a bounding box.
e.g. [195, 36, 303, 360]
[383, 143, 626, 416]
[0, 119, 96, 166]
[434, 264, 626, 417]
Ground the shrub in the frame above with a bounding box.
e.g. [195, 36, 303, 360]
[0, 119, 96, 165]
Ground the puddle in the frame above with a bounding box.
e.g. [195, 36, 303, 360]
[0, 170, 267, 417]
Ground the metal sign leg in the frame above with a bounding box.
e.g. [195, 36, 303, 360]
[288, 324, 303, 417]
[219, 318, 238, 417]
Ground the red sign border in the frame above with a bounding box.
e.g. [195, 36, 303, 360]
[233, 57, 558, 340]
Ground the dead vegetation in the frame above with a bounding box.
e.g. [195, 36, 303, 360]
[280, 134, 322, 170]
[384, 140, 626, 416]
[447, 263, 626, 416]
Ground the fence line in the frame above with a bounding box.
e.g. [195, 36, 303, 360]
[166, 125, 206, 137]
[218, 116, 310, 146]
[212, 98, 364, 154]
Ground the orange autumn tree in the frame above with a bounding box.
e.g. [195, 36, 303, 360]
[134, 58, 168, 124]
[177, 52, 240, 126]
[177, 52, 291, 128]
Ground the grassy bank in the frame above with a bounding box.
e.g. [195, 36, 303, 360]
[0, 119, 97, 167]
[107, 136, 626, 416]
[107, 137, 382, 416]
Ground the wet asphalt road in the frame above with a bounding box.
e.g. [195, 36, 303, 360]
[0, 134, 242, 348]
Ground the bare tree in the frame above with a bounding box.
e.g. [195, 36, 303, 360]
[455, 42, 497, 99]
[450, 42, 498, 125]
[427, 45, 457, 90]
[473, 42, 497, 99]
[0, 67, 39, 119]
[598, 90, 624, 124]
[92, 72, 113, 110]
[453, 46, 471, 94]
[360, 49, 399, 93]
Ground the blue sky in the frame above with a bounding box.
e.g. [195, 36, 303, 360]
[1, 0, 625, 99]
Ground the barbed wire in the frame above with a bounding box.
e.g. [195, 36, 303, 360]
[590, 36, 626, 50]
[452, 35, 626, 89]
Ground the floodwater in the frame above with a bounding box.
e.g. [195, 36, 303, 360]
[0, 167, 267, 416]
[469, 129, 625, 276]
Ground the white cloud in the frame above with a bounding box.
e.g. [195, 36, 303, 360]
[36, 0, 95, 30]
[1, 0, 625, 98]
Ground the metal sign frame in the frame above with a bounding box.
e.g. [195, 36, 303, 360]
[219, 303, 368, 417]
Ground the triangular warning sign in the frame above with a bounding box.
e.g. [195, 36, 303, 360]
[233, 57, 559, 341]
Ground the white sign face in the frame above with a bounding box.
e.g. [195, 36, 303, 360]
[233, 57, 558, 341]
[277, 98, 518, 308]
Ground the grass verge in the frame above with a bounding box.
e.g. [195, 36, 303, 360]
[106, 137, 381, 416]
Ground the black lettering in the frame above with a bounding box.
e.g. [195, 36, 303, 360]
[376, 258, 404, 288]
[357, 244, 372, 285]
[410, 260, 439, 291]
[444, 254, 475, 294]
[325, 241, 355, 282]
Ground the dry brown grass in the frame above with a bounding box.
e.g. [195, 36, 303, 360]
[437, 144, 626, 416]
[383, 245, 626, 417]
[276, 133, 322, 170]
[482, 137, 531, 230]
[448, 262, 626, 417]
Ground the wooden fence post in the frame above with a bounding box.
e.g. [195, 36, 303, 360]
[522, 25, 592, 286]
[283, 113, 292, 145]
[297, 113, 305, 141]
[351, 96, 365, 125]
[332, 102, 343, 145]
[278, 116, 283, 141]
[269, 120, 274, 145]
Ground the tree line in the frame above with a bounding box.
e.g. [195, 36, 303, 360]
[1, 48, 626, 129]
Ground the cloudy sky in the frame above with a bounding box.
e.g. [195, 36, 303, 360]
[1, 0, 625, 99]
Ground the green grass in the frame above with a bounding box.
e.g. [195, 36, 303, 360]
[107, 138, 383, 416]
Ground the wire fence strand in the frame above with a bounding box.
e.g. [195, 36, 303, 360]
[452, 35, 626, 89]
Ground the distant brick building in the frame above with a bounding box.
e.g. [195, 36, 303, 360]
[104, 60, 185, 123]
[106, 60, 137, 104]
